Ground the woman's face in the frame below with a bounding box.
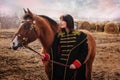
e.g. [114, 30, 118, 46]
[59, 19, 67, 29]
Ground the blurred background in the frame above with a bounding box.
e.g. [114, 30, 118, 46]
[0, 0, 120, 29]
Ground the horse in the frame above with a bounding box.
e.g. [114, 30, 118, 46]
[11, 9, 96, 80]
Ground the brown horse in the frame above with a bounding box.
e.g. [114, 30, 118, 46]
[11, 9, 96, 80]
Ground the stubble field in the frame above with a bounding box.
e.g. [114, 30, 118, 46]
[0, 29, 120, 80]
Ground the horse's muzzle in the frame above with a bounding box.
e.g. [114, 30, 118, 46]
[12, 46, 19, 50]
[11, 42, 24, 50]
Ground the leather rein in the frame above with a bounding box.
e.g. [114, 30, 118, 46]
[25, 46, 70, 67]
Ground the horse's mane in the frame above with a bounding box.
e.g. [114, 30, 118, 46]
[39, 15, 58, 27]
[23, 14, 58, 26]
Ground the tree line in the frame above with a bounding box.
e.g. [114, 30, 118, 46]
[0, 14, 20, 29]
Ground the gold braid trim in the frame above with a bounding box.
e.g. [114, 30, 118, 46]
[63, 37, 87, 80]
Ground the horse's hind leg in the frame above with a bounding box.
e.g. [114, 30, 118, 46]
[86, 51, 96, 80]
[86, 61, 93, 80]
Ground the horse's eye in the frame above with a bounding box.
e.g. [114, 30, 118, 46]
[24, 24, 31, 30]
[21, 21, 25, 23]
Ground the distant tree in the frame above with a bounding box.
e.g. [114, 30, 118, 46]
[0, 12, 20, 29]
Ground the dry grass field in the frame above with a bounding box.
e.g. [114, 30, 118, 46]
[0, 29, 120, 80]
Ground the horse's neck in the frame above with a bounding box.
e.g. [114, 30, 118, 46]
[36, 17, 55, 52]
[39, 27, 55, 52]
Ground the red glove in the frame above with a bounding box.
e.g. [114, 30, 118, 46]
[70, 60, 81, 69]
[40, 53, 50, 61]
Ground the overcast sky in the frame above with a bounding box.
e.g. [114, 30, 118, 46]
[0, 0, 120, 20]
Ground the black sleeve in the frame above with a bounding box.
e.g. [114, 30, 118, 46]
[73, 31, 88, 64]
[76, 39, 88, 64]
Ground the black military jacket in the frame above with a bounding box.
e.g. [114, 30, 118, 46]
[50, 30, 88, 80]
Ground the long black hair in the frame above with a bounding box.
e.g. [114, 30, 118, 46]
[60, 14, 74, 31]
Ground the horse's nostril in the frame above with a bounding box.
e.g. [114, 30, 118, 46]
[13, 42, 15, 46]
[13, 46, 18, 50]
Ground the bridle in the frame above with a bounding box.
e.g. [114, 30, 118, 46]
[15, 20, 38, 48]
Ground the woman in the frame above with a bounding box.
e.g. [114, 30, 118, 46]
[42, 14, 88, 80]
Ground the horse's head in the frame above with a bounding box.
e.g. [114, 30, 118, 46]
[11, 8, 58, 51]
[11, 9, 38, 50]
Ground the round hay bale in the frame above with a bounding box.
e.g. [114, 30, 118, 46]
[79, 21, 91, 31]
[96, 24, 104, 32]
[77, 21, 83, 29]
[90, 22, 96, 32]
[104, 22, 119, 34]
[95, 22, 107, 32]
[96, 21, 109, 32]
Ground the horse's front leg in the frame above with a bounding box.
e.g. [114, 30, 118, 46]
[40, 48, 52, 80]
[86, 50, 96, 80]
[44, 62, 52, 80]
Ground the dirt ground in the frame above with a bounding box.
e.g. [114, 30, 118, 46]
[0, 29, 120, 80]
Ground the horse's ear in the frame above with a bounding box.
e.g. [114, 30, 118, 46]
[27, 8, 33, 15]
[23, 8, 27, 13]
